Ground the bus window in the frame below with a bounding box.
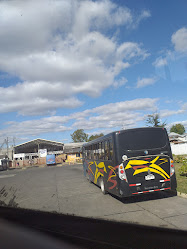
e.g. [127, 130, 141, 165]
[98, 142, 105, 160]
[88, 146, 91, 159]
[101, 142, 105, 160]
[109, 139, 113, 160]
[99, 142, 102, 159]
[90, 145, 94, 160]
[105, 140, 110, 160]
[93, 144, 96, 160]
[96, 144, 99, 160]
[95, 143, 99, 160]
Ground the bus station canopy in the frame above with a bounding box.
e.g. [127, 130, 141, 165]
[14, 139, 64, 154]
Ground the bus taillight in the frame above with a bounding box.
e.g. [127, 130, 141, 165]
[119, 163, 128, 182]
[170, 159, 175, 176]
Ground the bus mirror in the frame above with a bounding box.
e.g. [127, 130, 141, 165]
[122, 155, 128, 161]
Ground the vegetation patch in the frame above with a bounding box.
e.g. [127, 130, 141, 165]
[175, 162, 187, 194]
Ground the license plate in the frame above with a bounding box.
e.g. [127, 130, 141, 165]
[145, 174, 155, 180]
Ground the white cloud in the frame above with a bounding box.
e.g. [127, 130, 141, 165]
[153, 57, 167, 67]
[2, 97, 186, 142]
[72, 0, 133, 39]
[136, 76, 158, 88]
[133, 10, 151, 28]
[171, 27, 187, 52]
[113, 77, 128, 88]
[0, 81, 82, 116]
[0, 98, 158, 140]
[0, 0, 150, 116]
[160, 109, 186, 118]
[91, 98, 157, 114]
[163, 102, 187, 117]
[117, 42, 149, 61]
[73, 98, 157, 130]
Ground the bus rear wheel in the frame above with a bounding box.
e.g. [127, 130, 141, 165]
[100, 178, 107, 195]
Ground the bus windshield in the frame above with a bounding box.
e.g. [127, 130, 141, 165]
[118, 128, 167, 151]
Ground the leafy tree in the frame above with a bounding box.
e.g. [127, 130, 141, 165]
[71, 129, 88, 142]
[170, 123, 185, 135]
[88, 133, 104, 142]
[146, 113, 166, 127]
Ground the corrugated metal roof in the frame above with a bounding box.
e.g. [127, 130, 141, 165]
[14, 138, 64, 148]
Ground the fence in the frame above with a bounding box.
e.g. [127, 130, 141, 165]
[171, 143, 187, 155]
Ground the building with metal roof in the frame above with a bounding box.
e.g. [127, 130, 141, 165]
[14, 138, 64, 154]
[63, 142, 85, 163]
[13, 138, 64, 167]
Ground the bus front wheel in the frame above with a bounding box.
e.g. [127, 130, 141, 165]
[100, 178, 107, 195]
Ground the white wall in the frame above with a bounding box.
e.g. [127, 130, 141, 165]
[171, 143, 187, 155]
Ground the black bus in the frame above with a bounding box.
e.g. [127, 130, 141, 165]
[82, 127, 177, 198]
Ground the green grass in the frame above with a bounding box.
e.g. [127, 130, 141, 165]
[175, 162, 187, 194]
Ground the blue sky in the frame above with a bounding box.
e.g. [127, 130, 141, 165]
[0, 0, 187, 145]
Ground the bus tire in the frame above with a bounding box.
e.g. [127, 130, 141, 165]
[100, 178, 107, 195]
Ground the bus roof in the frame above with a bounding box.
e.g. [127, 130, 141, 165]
[83, 127, 166, 147]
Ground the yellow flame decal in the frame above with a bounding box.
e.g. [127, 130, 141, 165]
[94, 162, 107, 184]
[133, 167, 167, 179]
[149, 164, 170, 179]
[125, 156, 170, 179]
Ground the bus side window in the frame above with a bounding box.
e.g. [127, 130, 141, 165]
[99, 143, 101, 159]
[91, 145, 94, 160]
[95, 144, 99, 160]
[98, 142, 104, 160]
[105, 140, 109, 160]
[109, 139, 113, 160]
[93, 145, 95, 160]
[101, 142, 105, 160]
[88, 146, 91, 159]
[86, 147, 89, 159]
[94, 144, 98, 160]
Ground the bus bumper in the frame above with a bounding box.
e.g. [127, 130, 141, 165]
[119, 174, 177, 197]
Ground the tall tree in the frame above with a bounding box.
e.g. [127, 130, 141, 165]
[71, 129, 88, 142]
[170, 124, 185, 135]
[146, 113, 166, 127]
[88, 133, 104, 142]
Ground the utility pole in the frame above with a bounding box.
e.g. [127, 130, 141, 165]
[13, 137, 16, 147]
[6, 137, 9, 159]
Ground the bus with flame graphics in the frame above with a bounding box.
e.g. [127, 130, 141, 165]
[82, 127, 177, 197]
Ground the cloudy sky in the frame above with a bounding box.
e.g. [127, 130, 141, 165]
[0, 0, 187, 145]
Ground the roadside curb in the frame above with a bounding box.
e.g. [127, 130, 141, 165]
[177, 191, 187, 199]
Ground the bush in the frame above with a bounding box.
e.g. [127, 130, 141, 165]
[173, 155, 186, 163]
[179, 159, 187, 176]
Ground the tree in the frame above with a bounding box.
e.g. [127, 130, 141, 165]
[146, 113, 166, 127]
[88, 133, 104, 142]
[170, 124, 185, 135]
[71, 129, 88, 142]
